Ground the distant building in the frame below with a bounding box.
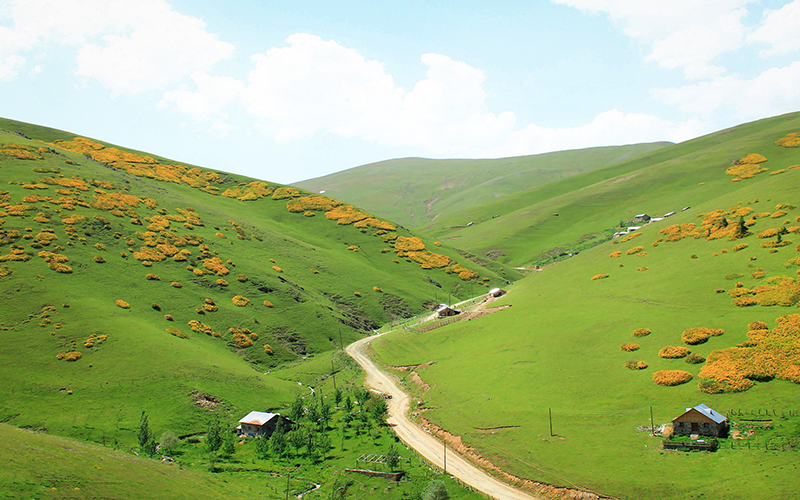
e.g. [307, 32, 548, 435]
[488, 288, 507, 298]
[650, 217, 664, 222]
[626, 226, 642, 233]
[633, 214, 651, 223]
[236, 411, 292, 437]
[672, 404, 728, 437]
[681, 206, 691, 211]
[436, 304, 460, 318]
[613, 231, 627, 238]
[663, 211, 676, 217]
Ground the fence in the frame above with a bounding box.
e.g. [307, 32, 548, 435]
[663, 439, 718, 451]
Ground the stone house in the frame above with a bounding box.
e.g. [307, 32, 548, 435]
[672, 404, 729, 437]
[236, 411, 292, 437]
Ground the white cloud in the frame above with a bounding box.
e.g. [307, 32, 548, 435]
[0, 54, 25, 79]
[653, 61, 800, 120]
[0, 0, 232, 93]
[552, 0, 752, 79]
[28, 63, 43, 75]
[747, 0, 800, 56]
[158, 71, 244, 126]
[233, 33, 697, 159]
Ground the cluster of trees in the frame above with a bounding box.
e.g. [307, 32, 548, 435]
[254, 387, 389, 463]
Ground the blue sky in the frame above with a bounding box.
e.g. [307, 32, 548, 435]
[2, 0, 800, 183]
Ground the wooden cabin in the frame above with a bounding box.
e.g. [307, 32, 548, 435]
[236, 411, 292, 437]
[672, 404, 728, 437]
[436, 304, 460, 318]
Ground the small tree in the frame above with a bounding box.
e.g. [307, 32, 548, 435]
[137, 411, 156, 456]
[289, 394, 304, 422]
[205, 419, 222, 453]
[270, 420, 288, 457]
[159, 431, 178, 455]
[386, 444, 400, 471]
[289, 428, 306, 456]
[334, 387, 342, 406]
[316, 433, 331, 461]
[733, 216, 749, 239]
[255, 435, 270, 459]
[370, 399, 388, 424]
[343, 395, 352, 413]
[422, 480, 449, 500]
[220, 430, 236, 458]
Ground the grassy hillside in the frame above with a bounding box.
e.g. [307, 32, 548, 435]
[0, 117, 509, 498]
[371, 125, 800, 499]
[418, 113, 800, 267]
[294, 143, 669, 229]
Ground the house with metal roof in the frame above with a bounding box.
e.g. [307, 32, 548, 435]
[236, 411, 292, 437]
[488, 288, 507, 298]
[436, 304, 460, 318]
[672, 404, 729, 437]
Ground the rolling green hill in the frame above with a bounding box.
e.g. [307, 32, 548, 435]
[0, 117, 509, 499]
[294, 143, 670, 229]
[371, 118, 800, 499]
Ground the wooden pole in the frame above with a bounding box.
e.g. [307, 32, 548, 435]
[338, 329, 343, 350]
[650, 406, 655, 434]
[331, 359, 337, 392]
[443, 439, 447, 474]
[549, 408, 554, 436]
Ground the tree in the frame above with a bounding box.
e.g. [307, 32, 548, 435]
[270, 420, 288, 457]
[319, 398, 331, 430]
[343, 395, 352, 413]
[255, 435, 270, 459]
[159, 431, 178, 455]
[289, 394, 305, 422]
[220, 430, 236, 458]
[205, 419, 222, 453]
[334, 387, 342, 406]
[733, 216, 749, 239]
[370, 399, 388, 424]
[289, 428, 306, 456]
[137, 411, 156, 456]
[316, 433, 331, 461]
[422, 480, 449, 500]
[386, 444, 400, 471]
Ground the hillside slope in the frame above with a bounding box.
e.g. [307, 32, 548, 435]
[294, 143, 670, 229]
[0, 116, 514, 453]
[372, 121, 800, 499]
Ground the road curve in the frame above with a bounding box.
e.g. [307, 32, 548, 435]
[346, 333, 542, 500]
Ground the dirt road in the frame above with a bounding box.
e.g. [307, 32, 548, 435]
[346, 333, 542, 500]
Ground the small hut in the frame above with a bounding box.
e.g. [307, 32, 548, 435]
[488, 288, 507, 298]
[236, 411, 292, 437]
[633, 214, 651, 223]
[436, 304, 460, 318]
[672, 404, 728, 437]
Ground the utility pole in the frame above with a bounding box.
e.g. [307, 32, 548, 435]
[338, 329, 343, 350]
[443, 439, 447, 474]
[331, 359, 337, 392]
[549, 408, 554, 437]
[650, 406, 655, 435]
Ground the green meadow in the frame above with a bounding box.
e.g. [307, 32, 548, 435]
[372, 151, 800, 499]
[295, 143, 669, 229]
[0, 117, 507, 498]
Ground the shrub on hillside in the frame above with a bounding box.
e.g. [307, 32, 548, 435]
[624, 360, 648, 370]
[682, 327, 723, 345]
[685, 353, 706, 364]
[171, 282, 182, 288]
[591, 274, 609, 280]
[653, 370, 693, 386]
[626, 246, 645, 255]
[232, 295, 249, 307]
[632, 328, 651, 337]
[115, 299, 130, 309]
[609, 251, 622, 258]
[620, 343, 640, 352]
[166, 328, 189, 339]
[659, 346, 691, 358]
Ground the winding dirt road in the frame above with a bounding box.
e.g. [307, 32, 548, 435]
[346, 333, 541, 500]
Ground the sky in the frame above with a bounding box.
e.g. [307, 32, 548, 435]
[1, 0, 800, 184]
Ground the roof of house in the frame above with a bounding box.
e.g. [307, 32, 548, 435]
[238, 411, 280, 426]
[488, 288, 505, 294]
[635, 213, 649, 218]
[674, 404, 727, 424]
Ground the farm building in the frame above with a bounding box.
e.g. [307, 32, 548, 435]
[626, 226, 642, 233]
[236, 411, 293, 437]
[488, 288, 507, 298]
[672, 404, 729, 437]
[633, 214, 651, 223]
[436, 304, 460, 318]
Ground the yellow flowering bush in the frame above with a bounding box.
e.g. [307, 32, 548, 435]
[286, 195, 342, 213]
[659, 346, 690, 358]
[632, 328, 651, 337]
[166, 328, 189, 339]
[216, 278, 228, 286]
[232, 295, 249, 307]
[653, 370, 693, 386]
[272, 266, 283, 273]
[202, 257, 230, 275]
[171, 282, 182, 288]
[407, 251, 450, 269]
[682, 327, 724, 345]
[271, 187, 300, 200]
[591, 274, 609, 280]
[775, 132, 800, 147]
[263, 300, 274, 307]
[624, 360, 648, 370]
[620, 343, 640, 352]
[263, 344, 273, 354]
[609, 251, 622, 258]
[115, 300, 130, 309]
[626, 246, 644, 255]
[325, 204, 370, 224]
[394, 236, 425, 252]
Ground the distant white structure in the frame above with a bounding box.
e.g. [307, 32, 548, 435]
[236, 411, 292, 437]
[650, 217, 664, 222]
[436, 304, 460, 318]
[626, 226, 642, 233]
[488, 288, 507, 298]
[663, 211, 676, 217]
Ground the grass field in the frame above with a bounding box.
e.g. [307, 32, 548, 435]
[295, 143, 669, 229]
[0, 117, 509, 498]
[371, 137, 800, 499]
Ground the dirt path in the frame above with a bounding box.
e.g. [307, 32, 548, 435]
[346, 333, 542, 500]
